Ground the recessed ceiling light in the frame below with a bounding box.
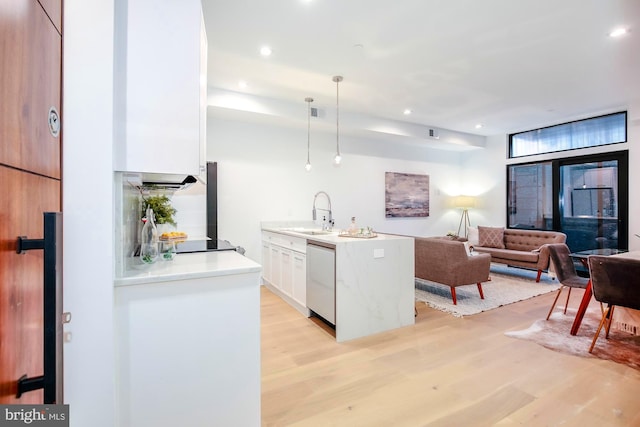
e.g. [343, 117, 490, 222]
[238, 80, 248, 89]
[609, 27, 629, 37]
[403, 109, 412, 115]
[260, 46, 272, 56]
[475, 123, 483, 129]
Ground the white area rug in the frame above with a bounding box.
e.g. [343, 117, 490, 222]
[415, 264, 560, 317]
[505, 308, 640, 370]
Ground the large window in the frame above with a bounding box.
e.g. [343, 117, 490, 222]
[506, 151, 629, 253]
[509, 112, 627, 158]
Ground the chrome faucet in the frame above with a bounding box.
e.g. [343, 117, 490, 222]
[312, 191, 333, 229]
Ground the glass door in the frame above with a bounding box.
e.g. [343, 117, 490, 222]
[507, 162, 553, 230]
[556, 152, 628, 254]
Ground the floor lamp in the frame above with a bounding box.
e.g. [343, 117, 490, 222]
[455, 196, 476, 238]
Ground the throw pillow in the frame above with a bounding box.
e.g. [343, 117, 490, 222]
[467, 226, 479, 246]
[463, 241, 472, 256]
[478, 226, 505, 249]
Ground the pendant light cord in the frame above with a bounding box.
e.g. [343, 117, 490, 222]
[305, 97, 313, 170]
[335, 78, 341, 157]
[333, 76, 343, 163]
[307, 99, 311, 163]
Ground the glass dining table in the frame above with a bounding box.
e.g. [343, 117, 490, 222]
[568, 248, 636, 335]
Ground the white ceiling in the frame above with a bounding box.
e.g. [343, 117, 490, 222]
[201, 0, 640, 144]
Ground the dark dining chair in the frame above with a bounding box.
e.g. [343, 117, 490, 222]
[587, 255, 640, 353]
[546, 243, 590, 320]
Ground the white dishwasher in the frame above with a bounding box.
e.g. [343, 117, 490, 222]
[306, 241, 336, 325]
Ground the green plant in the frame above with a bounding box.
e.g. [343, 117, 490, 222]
[142, 195, 177, 226]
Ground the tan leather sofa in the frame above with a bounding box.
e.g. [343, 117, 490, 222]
[471, 227, 566, 282]
[415, 237, 491, 305]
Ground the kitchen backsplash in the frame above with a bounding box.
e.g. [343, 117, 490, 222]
[114, 172, 207, 278]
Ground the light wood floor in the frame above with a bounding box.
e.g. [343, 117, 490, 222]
[261, 286, 640, 426]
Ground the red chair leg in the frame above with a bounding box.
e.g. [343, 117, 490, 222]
[477, 283, 484, 299]
[451, 288, 457, 305]
[571, 279, 592, 336]
[536, 270, 542, 282]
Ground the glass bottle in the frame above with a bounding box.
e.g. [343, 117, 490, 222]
[160, 239, 176, 261]
[140, 207, 159, 264]
[349, 217, 358, 235]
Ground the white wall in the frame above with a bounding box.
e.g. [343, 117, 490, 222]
[460, 134, 509, 227]
[207, 113, 479, 262]
[63, 0, 116, 425]
[625, 103, 640, 251]
[210, 104, 640, 265]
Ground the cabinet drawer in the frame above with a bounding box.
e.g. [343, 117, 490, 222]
[287, 236, 306, 253]
[262, 231, 306, 253]
[263, 232, 287, 247]
[262, 231, 282, 245]
[261, 231, 274, 242]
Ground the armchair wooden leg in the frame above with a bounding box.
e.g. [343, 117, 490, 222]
[589, 305, 611, 353]
[546, 287, 564, 320]
[477, 283, 484, 299]
[451, 288, 457, 305]
[536, 269, 542, 282]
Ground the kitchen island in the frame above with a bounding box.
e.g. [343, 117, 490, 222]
[262, 223, 415, 342]
[114, 251, 261, 427]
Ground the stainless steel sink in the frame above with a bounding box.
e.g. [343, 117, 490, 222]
[279, 227, 333, 236]
[297, 230, 331, 236]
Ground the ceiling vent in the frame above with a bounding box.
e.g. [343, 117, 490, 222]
[311, 107, 319, 117]
[428, 128, 440, 139]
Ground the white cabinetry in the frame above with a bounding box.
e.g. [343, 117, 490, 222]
[270, 245, 282, 291]
[292, 252, 307, 306]
[114, 0, 206, 175]
[261, 240, 272, 284]
[114, 253, 261, 426]
[261, 231, 309, 316]
[280, 248, 293, 296]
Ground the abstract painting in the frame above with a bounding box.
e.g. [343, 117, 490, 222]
[385, 172, 429, 218]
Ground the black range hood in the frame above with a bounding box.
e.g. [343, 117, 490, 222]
[140, 173, 198, 191]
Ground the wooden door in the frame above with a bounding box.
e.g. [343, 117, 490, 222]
[0, 0, 62, 404]
[0, 0, 61, 178]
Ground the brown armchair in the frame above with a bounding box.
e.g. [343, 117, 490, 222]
[415, 237, 491, 305]
[587, 255, 640, 353]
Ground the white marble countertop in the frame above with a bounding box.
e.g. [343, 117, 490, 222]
[115, 251, 262, 287]
[261, 224, 413, 245]
[261, 220, 415, 342]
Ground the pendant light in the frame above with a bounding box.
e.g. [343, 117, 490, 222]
[333, 75, 343, 165]
[304, 97, 313, 171]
